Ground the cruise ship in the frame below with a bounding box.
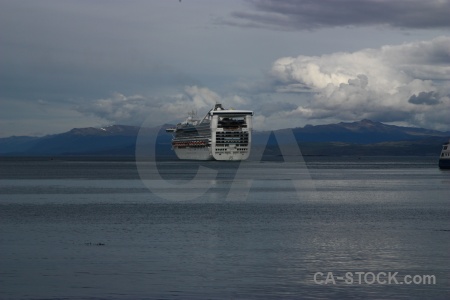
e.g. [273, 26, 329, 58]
[166, 103, 253, 161]
[439, 139, 450, 169]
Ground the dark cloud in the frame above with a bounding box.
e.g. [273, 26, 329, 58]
[364, 110, 413, 124]
[259, 101, 297, 117]
[228, 0, 450, 30]
[408, 91, 441, 105]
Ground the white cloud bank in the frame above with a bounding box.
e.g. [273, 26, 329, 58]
[76, 86, 249, 127]
[269, 36, 450, 130]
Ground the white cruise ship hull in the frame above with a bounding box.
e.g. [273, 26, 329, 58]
[173, 144, 250, 161]
[174, 146, 213, 161]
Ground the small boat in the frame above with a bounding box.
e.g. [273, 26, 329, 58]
[439, 139, 450, 169]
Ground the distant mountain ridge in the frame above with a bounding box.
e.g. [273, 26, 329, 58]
[65, 125, 140, 136]
[0, 125, 148, 156]
[290, 119, 448, 144]
[1, 121, 448, 156]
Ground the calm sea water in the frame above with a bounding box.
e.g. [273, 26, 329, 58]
[0, 156, 449, 299]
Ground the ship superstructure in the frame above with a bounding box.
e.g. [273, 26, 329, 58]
[166, 103, 253, 161]
[439, 139, 450, 169]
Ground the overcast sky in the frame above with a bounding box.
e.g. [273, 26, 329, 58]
[1, 0, 449, 137]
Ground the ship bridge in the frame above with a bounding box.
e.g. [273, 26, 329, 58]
[210, 109, 253, 160]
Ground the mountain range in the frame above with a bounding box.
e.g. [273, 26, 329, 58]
[0, 120, 448, 157]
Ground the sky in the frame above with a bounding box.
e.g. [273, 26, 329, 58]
[1, 0, 450, 137]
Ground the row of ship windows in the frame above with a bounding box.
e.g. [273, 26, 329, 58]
[175, 144, 248, 148]
[175, 145, 207, 148]
[442, 153, 449, 157]
[216, 148, 248, 152]
[216, 132, 248, 135]
[217, 125, 247, 129]
[216, 131, 247, 135]
[216, 152, 247, 155]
